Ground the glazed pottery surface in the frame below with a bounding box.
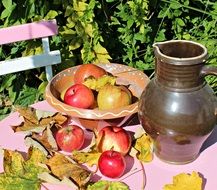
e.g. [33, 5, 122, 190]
[138, 40, 217, 164]
[45, 63, 149, 130]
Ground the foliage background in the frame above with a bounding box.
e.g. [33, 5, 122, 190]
[0, 0, 217, 119]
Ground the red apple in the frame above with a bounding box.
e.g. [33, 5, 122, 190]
[97, 84, 132, 110]
[98, 150, 126, 178]
[74, 64, 107, 84]
[96, 126, 131, 155]
[64, 83, 94, 109]
[55, 125, 84, 152]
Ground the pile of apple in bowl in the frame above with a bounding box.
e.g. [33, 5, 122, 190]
[45, 63, 149, 129]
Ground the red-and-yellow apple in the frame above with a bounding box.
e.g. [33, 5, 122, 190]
[97, 84, 132, 110]
[64, 83, 94, 109]
[74, 64, 107, 84]
[98, 150, 126, 178]
[55, 125, 84, 152]
[96, 126, 132, 155]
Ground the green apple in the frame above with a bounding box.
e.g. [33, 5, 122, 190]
[97, 84, 132, 110]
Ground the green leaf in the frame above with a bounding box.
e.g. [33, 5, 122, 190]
[69, 38, 82, 50]
[38, 81, 48, 95]
[45, 10, 58, 19]
[170, 2, 182, 9]
[0, 148, 47, 190]
[0, 175, 41, 190]
[87, 180, 129, 190]
[176, 18, 185, 26]
[0, 75, 16, 92]
[1, 9, 11, 19]
[0, 107, 10, 120]
[183, 33, 191, 40]
[25, 3, 35, 19]
[14, 87, 38, 106]
[65, 5, 74, 17]
[2, 0, 12, 9]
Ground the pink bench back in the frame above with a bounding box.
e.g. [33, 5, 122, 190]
[0, 20, 58, 45]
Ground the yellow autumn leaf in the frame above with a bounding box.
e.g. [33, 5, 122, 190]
[85, 23, 93, 37]
[73, 0, 87, 12]
[94, 43, 109, 55]
[72, 150, 101, 167]
[163, 171, 203, 190]
[83, 75, 116, 91]
[95, 54, 112, 63]
[131, 133, 154, 162]
[93, 43, 111, 63]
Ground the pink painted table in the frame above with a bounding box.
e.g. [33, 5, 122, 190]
[0, 101, 216, 190]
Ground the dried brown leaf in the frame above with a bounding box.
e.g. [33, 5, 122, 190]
[16, 107, 38, 124]
[31, 126, 58, 153]
[12, 107, 67, 134]
[46, 153, 92, 188]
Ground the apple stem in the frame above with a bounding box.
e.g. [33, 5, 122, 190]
[109, 146, 115, 154]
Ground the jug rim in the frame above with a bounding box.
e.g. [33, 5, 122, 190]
[153, 40, 208, 65]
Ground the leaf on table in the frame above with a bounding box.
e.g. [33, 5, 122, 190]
[87, 180, 129, 190]
[15, 106, 39, 124]
[35, 109, 56, 120]
[12, 107, 67, 134]
[0, 147, 48, 190]
[30, 126, 58, 154]
[3, 149, 25, 175]
[72, 150, 101, 167]
[130, 133, 154, 162]
[38, 172, 79, 190]
[83, 75, 117, 91]
[163, 171, 203, 190]
[0, 175, 41, 190]
[71, 134, 100, 167]
[133, 126, 146, 139]
[46, 152, 92, 188]
[25, 137, 49, 156]
[38, 112, 67, 126]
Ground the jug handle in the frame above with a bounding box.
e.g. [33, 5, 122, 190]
[200, 66, 217, 116]
[201, 66, 217, 76]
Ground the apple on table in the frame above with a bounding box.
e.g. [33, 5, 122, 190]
[98, 150, 126, 178]
[55, 125, 85, 152]
[96, 126, 132, 156]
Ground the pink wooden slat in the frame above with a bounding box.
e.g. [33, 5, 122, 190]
[0, 19, 58, 45]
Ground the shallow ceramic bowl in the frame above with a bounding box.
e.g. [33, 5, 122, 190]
[45, 63, 149, 129]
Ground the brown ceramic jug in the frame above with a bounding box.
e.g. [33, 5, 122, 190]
[138, 40, 217, 164]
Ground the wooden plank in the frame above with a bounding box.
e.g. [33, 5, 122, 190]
[0, 20, 58, 45]
[0, 50, 61, 75]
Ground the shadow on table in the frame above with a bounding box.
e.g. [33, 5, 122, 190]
[200, 125, 217, 152]
[199, 172, 207, 190]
